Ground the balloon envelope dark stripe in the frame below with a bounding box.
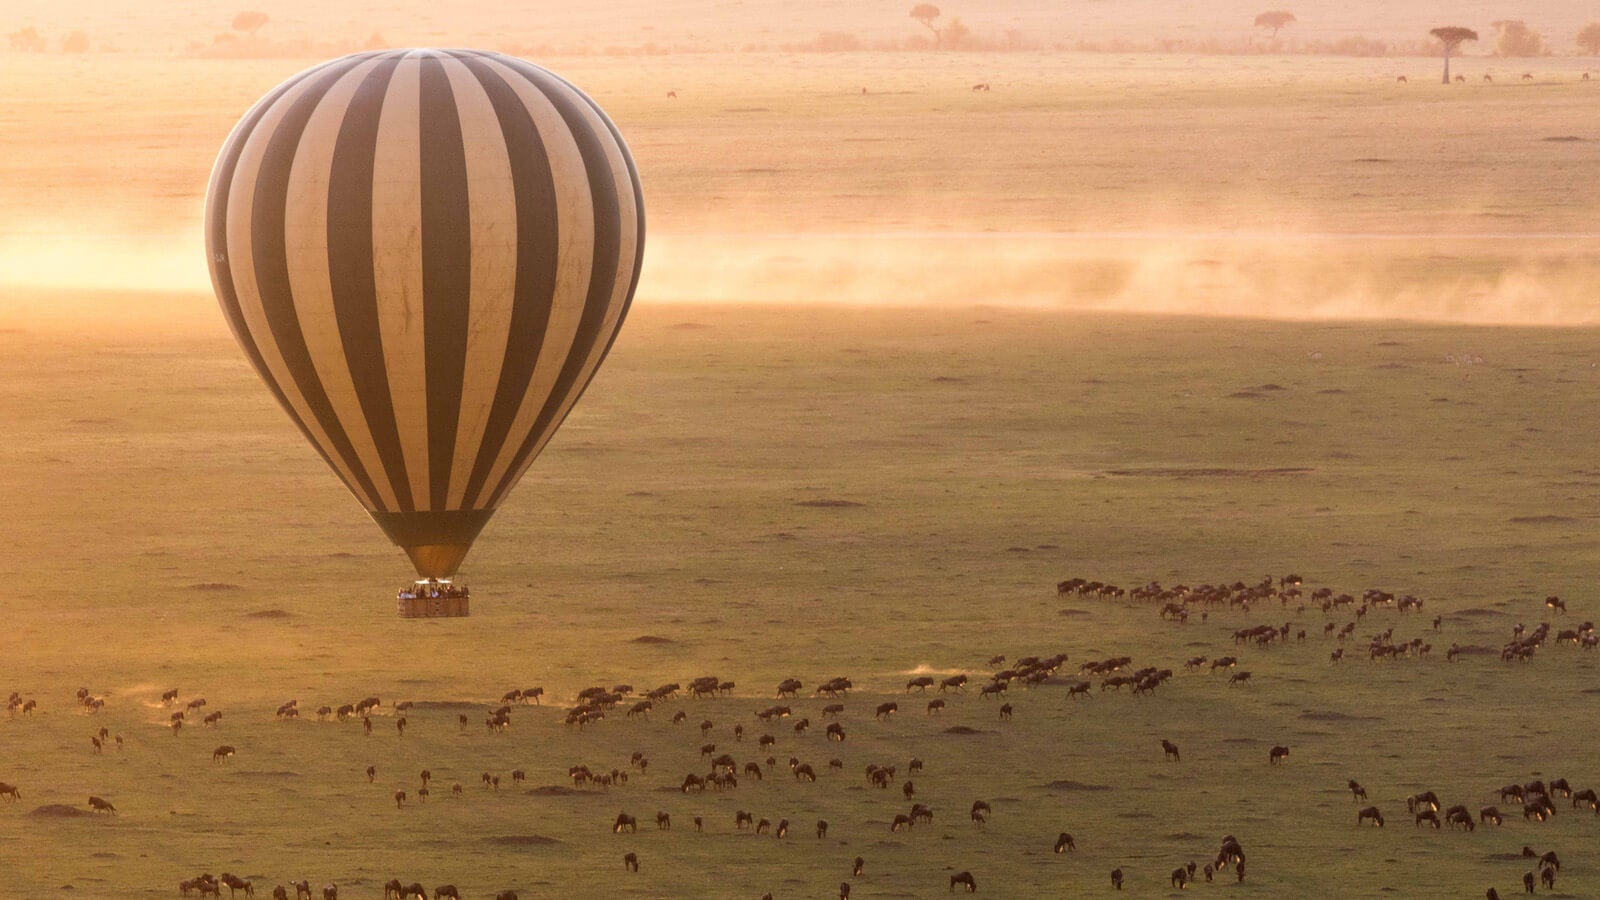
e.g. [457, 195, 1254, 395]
[207, 59, 346, 483]
[327, 57, 413, 510]
[453, 53, 561, 511]
[248, 58, 387, 510]
[482, 54, 629, 509]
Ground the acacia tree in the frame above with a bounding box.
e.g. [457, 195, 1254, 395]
[910, 4, 942, 49]
[1575, 22, 1600, 56]
[1254, 11, 1296, 39]
[1430, 26, 1478, 84]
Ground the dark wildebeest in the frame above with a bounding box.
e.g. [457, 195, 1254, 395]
[1523, 872, 1536, 893]
[817, 819, 828, 838]
[213, 745, 236, 763]
[293, 883, 312, 900]
[1162, 740, 1180, 761]
[394, 790, 406, 808]
[0, 783, 19, 802]
[614, 813, 637, 833]
[495, 893, 519, 900]
[1541, 868, 1555, 889]
[998, 703, 1013, 720]
[623, 852, 638, 872]
[875, 702, 898, 720]
[949, 871, 977, 892]
[1415, 809, 1441, 828]
[757, 818, 772, 834]
[854, 857, 865, 876]
[1358, 806, 1384, 827]
[433, 886, 460, 900]
[1269, 745, 1289, 765]
[971, 799, 992, 823]
[656, 811, 671, 830]
[1480, 806, 1503, 825]
[776, 818, 790, 838]
[383, 881, 402, 899]
[1573, 788, 1599, 811]
[890, 813, 913, 832]
[1054, 832, 1075, 853]
[219, 874, 253, 898]
[736, 810, 754, 829]
[322, 887, 337, 900]
[1111, 868, 1123, 889]
[1229, 671, 1252, 685]
[839, 883, 851, 900]
[1486, 890, 1500, 900]
[1171, 867, 1188, 888]
[1539, 851, 1560, 871]
[1348, 780, 1366, 801]
[88, 795, 116, 814]
[274, 886, 290, 900]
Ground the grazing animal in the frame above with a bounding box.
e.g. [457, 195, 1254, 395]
[614, 813, 637, 833]
[1539, 851, 1559, 872]
[1523, 872, 1536, 893]
[1397, 75, 1408, 82]
[1111, 868, 1123, 889]
[366, 765, 376, 783]
[1172, 867, 1188, 888]
[1162, 739, 1180, 761]
[1488, 890, 1501, 900]
[1480, 806, 1503, 825]
[1269, 745, 1290, 765]
[394, 790, 406, 808]
[213, 745, 236, 763]
[950, 871, 977, 892]
[854, 857, 865, 876]
[623, 852, 638, 872]
[0, 782, 20, 802]
[433, 886, 459, 900]
[839, 884, 851, 900]
[496, 893, 519, 900]
[1229, 671, 1252, 685]
[736, 810, 754, 829]
[998, 703, 1012, 720]
[875, 702, 898, 720]
[971, 83, 990, 92]
[275, 887, 290, 900]
[294, 883, 312, 900]
[88, 795, 116, 814]
[776, 818, 789, 838]
[891, 813, 913, 832]
[322, 887, 337, 900]
[1358, 806, 1384, 827]
[656, 811, 671, 830]
[1415, 809, 1441, 828]
[1348, 780, 1366, 801]
[817, 819, 828, 838]
[1541, 868, 1555, 889]
[220, 874, 253, 898]
[1054, 832, 1075, 853]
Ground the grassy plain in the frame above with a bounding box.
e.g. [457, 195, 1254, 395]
[1, 42, 1599, 900]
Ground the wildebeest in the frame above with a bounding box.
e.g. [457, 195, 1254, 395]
[817, 819, 828, 838]
[213, 745, 236, 763]
[1162, 739, 1180, 761]
[274, 886, 290, 900]
[1269, 745, 1289, 765]
[1111, 868, 1123, 889]
[614, 812, 637, 833]
[1572, 788, 1599, 811]
[293, 883, 312, 900]
[890, 813, 913, 832]
[949, 871, 977, 892]
[0, 782, 20, 802]
[1054, 832, 1075, 853]
[219, 874, 253, 898]
[1358, 806, 1384, 827]
[998, 703, 1013, 720]
[1480, 806, 1504, 825]
[1523, 871, 1536, 893]
[776, 818, 789, 838]
[906, 676, 936, 692]
[736, 810, 754, 829]
[433, 885, 459, 900]
[839, 884, 851, 900]
[1348, 780, 1366, 801]
[393, 790, 407, 808]
[1541, 868, 1555, 889]
[656, 811, 671, 830]
[495, 893, 519, 900]
[1171, 867, 1188, 888]
[322, 886, 337, 900]
[88, 795, 116, 814]
[875, 702, 898, 720]
[623, 852, 638, 872]
[854, 857, 865, 876]
[1229, 671, 1252, 685]
[1539, 851, 1560, 871]
[1415, 809, 1441, 828]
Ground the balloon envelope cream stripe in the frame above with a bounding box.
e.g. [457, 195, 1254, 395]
[205, 49, 644, 579]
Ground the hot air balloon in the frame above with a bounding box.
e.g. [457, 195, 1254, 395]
[204, 49, 644, 614]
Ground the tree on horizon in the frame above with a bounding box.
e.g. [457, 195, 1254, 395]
[1254, 11, 1296, 39]
[1574, 22, 1600, 56]
[910, 4, 942, 49]
[1430, 26, 1478, 84]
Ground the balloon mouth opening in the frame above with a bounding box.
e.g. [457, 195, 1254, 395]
[402, 544, 472, 579]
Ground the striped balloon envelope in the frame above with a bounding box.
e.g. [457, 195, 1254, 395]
[205, 49, 644, 581]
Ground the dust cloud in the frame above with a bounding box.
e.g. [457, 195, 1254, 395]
[4, 226, 1596, 328]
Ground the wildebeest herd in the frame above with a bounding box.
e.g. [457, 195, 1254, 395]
[1, 572, 1594, 896]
